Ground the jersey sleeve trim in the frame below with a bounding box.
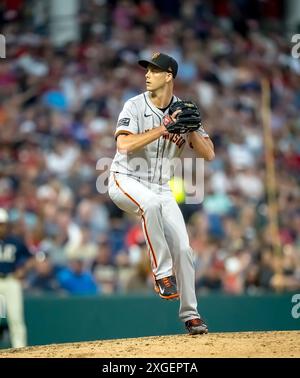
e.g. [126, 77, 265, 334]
[114, 130, 134, 140]
[189, 137, 209, 149]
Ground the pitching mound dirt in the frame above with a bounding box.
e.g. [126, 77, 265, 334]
[0, 331, 299, 358]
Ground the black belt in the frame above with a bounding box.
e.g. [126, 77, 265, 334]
[0, 272, 9, 278]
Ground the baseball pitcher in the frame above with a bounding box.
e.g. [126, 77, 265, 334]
[108, 52, 214, 335]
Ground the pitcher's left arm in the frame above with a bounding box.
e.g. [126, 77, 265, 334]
[188, 132, 215, 161]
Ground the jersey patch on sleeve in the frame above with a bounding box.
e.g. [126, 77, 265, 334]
[117, 118, 130, 127]
[197, 125, 209, 138]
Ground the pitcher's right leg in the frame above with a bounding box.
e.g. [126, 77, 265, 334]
[108, 173, 174, 284]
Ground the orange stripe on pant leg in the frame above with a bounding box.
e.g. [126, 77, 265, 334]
[113, 174, 158, 269]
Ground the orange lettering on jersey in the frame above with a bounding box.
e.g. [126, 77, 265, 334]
[178, 139, 186, 148]
[162, 133, 185, 148]
[173, 134, 180, 143]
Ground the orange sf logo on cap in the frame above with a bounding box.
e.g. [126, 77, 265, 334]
[152, 52, 160, 60]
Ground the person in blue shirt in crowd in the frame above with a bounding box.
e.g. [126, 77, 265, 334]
[57, 257, 99, 295]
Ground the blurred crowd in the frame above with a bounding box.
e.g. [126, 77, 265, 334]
[0, 0, 299, 296]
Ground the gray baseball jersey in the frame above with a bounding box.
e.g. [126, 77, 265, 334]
[108, 91, 209, 323]
[110, 91, 209, 185]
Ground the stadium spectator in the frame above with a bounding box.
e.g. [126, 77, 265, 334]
[57, 257, 98, 295]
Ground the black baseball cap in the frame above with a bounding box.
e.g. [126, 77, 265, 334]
[138, 52, 178, 78]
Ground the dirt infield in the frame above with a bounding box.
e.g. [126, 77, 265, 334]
[0, 331, 299, 358]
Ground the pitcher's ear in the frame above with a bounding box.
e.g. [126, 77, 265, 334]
[166, 72, 173, 82]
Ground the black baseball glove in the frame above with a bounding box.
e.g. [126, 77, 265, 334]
[162, 100, 202, 134]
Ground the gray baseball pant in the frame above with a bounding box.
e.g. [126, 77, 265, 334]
[108, 172, 200, 322]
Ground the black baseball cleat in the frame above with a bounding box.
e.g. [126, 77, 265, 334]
[154, 275, 179, 300]
[185, 318, 208, 335]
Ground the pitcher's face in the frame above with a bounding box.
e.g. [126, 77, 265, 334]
[145, 64, 172, 92]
